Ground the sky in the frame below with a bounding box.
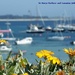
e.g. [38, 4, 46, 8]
[0, 0, 75, 17]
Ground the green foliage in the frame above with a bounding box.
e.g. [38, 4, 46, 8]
[0, 49, 75, 75]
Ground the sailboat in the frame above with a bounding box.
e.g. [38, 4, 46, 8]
[47, 36, 65, 41]
[26, 6, 45, 33]
[0, 22, 16, 41]
[47, 21, 65, 41]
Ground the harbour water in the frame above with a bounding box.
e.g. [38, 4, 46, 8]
[0, 20, 75, 64]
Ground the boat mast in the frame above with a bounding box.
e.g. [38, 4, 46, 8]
[36, 5, 45, 27]
[6, 21, 15, 38]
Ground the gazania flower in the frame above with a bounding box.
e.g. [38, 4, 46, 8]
[36, 52, 43, 58]
[36, 50, 61, 65]
[21, 73, 29, 75]
[64, 48, 75, 56]
[52, 57, 61, 65]
[36, 50, 54, 58]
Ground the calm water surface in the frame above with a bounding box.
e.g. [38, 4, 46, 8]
[0, 20, 75, 63]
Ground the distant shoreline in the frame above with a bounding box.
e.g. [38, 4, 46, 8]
[0, 18, 69, 21]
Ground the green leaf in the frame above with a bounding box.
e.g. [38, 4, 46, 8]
[7, 66, 15, 75]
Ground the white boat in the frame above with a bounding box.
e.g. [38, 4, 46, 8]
[48, 21, 65, 41]
[15, 37, 33, 45]
[48, 36, 65, 41]
[0, 46, 12, 52]
[45, 26, 52, 31]
[0, 39, 12, 52]
[67, 25, 75, 31]
[56, 24, 70, 29]
[52, 27, 65, 32]
[26, 7, 45, 33]
[26, 24, 45, 33]
[56, 24, 75, 31]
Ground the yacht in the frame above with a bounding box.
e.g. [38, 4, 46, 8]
[26, 24, 45, 33]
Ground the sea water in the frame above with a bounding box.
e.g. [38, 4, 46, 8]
[0, 20, 75, 64]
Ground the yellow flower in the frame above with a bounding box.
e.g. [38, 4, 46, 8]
[36, 50, 54, 59]
[11, 74, 17, 75]
[52, 57, 61, 65]
[0, 39, 6, 44]
[21, 73, 29, 75]
[36, 52, 43, 58]
[36, 50, 61, 65]
[64, 48, 75, 56]
[47, 55, 53, 61]
[64, 48, 68, 54]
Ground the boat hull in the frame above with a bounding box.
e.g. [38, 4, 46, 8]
[0, 37, 16, 41]
[15, 37, 33, 45]
[26, 29, 45, 33]
[0, 46, 12, 52]
[48, 36, 65, 41]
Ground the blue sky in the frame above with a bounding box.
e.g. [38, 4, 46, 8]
[0, 0, 75, 17]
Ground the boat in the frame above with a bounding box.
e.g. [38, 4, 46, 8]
[15, 37, 33, 45]
[47, 36, 65, 41]
[45, 26, 52, 31]
[52, 27, 65, 32]
[47, 21, 65, 41]
[70, 41, 75, 45]
[57, 24, 74, 30]
[0, 29, 16, 41]
[0, 46, 12, 52]
[26, 24, 45, 33]
[26, 7, 45, 33]
[67, 25, 75, 31]
[0, 39, 12, 52]
[0, 22, 16, 41]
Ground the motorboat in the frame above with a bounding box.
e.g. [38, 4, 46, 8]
[26, 24, 45, 33]
[0, 39, 12, 52]
[47, 36, 65, 41]
[15, 37, 33, 45]
[0, 46, 12, 52]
